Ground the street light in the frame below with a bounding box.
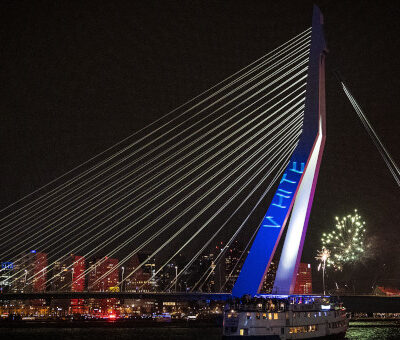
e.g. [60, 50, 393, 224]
[121, 266, 125, 292]
[316, 247, 330, 295]
[71, 268, 75, 291]
[174, 266, 178, 292]
[23, 270, 28, 291]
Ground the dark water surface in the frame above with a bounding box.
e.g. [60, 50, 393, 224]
[346, 321, 400, 340]
[3, 323, 400, 339]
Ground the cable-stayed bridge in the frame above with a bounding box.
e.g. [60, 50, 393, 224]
[0, 6, 398, 312]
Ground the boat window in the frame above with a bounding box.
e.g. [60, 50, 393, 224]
[262, 313, 267, 319]
[308, 325, 317, 332]
[268, 313, 272, 320]
[239, 328, 248, 336]
[274, 313, 278, 320]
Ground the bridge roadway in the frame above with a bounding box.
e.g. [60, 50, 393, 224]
[1, 292, 400, 313]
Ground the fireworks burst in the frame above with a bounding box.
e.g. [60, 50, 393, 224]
[315, 247, 331, 267]
[321, 209, 366, 270]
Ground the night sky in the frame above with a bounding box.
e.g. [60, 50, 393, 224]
[1, 1, 399, 291]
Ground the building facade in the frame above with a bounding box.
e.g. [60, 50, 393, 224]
[293, 263, 312, 294]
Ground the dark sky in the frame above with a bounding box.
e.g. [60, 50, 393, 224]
[1, 1, 399, 290]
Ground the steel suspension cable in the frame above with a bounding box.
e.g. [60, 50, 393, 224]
[55, 107, 305, 289]
[21, 103, 304, 287]
[4, 72, 308, 260]
[340, 83, 400, 186]
[115, 130, 302, 290]
[162, 152, 291, 292]
[1, 56, 310, 248]
[4, 69, 308, 259]
[0, 29, 311, 224]
[2, 40, 311, 236]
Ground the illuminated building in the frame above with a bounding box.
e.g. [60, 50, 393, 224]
[293, 263, 312, 294]
[374, 286, 400, 297]
[32, 252, 48, 292]
[88, 257, 119, 314]
[9, 251, 48, 307]
[140, 252, 156, 289]
[71, 255, 85, 314]
[49, 254, 86, 313]
[50, 254, 85, 291]
[212, 242, 226, 292]
[0, 262, 13, 293]
[88, 257, 119, 291]
[125, 253, 154, 292]
[11, 251, 48, 293]
[157, 262, 176, 292]
[260, 261, 277, 293]
[71, 255, 85, 292]
[224, 240, 244, 292]
[196, 253, 215, 292]
[51, 257, 71, 291]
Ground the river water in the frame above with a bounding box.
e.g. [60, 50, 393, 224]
[2, 322, 400, 339]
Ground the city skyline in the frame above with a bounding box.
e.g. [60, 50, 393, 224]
[0, 1, 399, 296]
[1, 5, 400, 338]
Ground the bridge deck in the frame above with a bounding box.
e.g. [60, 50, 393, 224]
[0, 292, 231, 302]
[2, 293, 400, 313]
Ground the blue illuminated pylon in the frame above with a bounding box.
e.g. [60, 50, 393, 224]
[232, 5, 327, 297]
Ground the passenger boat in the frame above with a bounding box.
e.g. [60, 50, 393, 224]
[223, 295, 348, 339]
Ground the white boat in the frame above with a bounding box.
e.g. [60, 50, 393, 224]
[223, 295, 348, 339]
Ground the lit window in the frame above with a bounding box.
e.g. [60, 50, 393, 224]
[274, 313, 278, 320]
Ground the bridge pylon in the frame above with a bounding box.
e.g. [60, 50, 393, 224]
[232, 5, 327, 297]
